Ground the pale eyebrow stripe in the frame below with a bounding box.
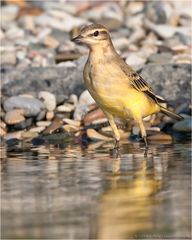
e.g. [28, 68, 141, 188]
[88, 30, 108, 37]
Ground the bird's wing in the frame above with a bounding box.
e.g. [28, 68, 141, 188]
[119, 59, 166, 103]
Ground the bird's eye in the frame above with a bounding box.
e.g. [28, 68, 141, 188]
[93, 31, 99, 37]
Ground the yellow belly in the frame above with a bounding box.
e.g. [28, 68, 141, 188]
[87, 84, 160, 120]
[84, 61, 160, 120]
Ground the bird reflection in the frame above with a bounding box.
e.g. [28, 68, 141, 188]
[97, 153, 162, 240]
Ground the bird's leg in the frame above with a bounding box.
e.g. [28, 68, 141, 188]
[138, 119, 149, 157]
[104, 112, 120, 150]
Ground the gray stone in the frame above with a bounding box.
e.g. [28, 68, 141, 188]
[1, 5, 19, 25]
[140, 64, 191, 104]
[73, 90, 95, 120]
[36, 110, 46, 121]
[1, 56, 87, 97]
[3, 96, 45, 117]
[148, 53, 173, 64]
[12, 118, 33, 131]
[38, 91, 56, 111]
[173, 118, 191, 132]
[1, 62, 191, 105]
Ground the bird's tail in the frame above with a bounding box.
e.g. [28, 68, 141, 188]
[160, 106, 183, 121]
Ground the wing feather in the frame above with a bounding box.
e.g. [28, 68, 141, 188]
[118, 59, 166, 103]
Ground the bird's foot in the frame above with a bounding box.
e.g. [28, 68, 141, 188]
[143, 136, 149, 157]
[112, 140, 120, 157]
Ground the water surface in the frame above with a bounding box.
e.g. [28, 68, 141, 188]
[1, 139, 191, 239]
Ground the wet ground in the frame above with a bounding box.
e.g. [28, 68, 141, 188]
[1, 138, 191, 239]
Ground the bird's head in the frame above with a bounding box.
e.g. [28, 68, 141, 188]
[72, 23, 111, 48]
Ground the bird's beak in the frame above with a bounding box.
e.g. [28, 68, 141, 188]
[71, 35, 84, 43]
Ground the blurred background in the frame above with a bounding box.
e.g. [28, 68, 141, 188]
[1, 0, 191, 69]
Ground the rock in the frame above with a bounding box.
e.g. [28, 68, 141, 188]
[55, 94, 68, 105]
[173, 54, 192, 64]
[0, 127, 6, 136]
[173, 119, 191, 133]
[140, 64, 191, 103]
[73, 90, 95, 120]
[3, 96, 45, 117]
[19, 15, 35, 32]
[43, 117, 63, 135]
[144, 1, 173, 24]
[144, 19, 190, 39]
[4, 131, 23, 140]
[1, 49, 16, 65]
[0, 121, 6, 129]
[12, 118, 33, 131]
[1, 5, 19, 25]
[46, 111, 54, 120]
[69, 94, 78, 106]
[87, 129, 112, 141]
[81, 3, 123, 23]
[36, 110, 46, 121]
[36, 121, 51, 127]
[147, 132, 172, 141]
[148, 53, 173, 64]
[126, 53, 146, 69]
[83, 108, 106, 126]
[63, 124, 79, 133]
[4, 109, 25, 125]
[1, 57, 87, 97]
[38, 91, 56, 111]
[29, 126, 45, 133]
[21, 131, 38, 139]
[57, 104, 74, 112]
[43, 35, 59, 48]
[63, 118, 80, 127]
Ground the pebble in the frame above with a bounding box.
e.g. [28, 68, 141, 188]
[145, 19, 189, 39]
[126, 53, 146, 69]
[4, 131, 23, 140]
[12, 118, 33, 131]
[1, 5, 19, 24]
[63, 124, 79, 133]
[4, 109, 25, 125]
[0, 127, 6, 136]
[148, 52, 173, 64]
[36, 121, 51, 127]
[55, 94, 68, 105]
[87, 129, 112, 141]
[57, 104, 74, 112]
[46, 111, 54, 121]
[63, 118, 81, 127]
[1, 49, 16, 65]
[43, 35, 59, 48]
[147, 133, 172, 141]
[83, 108, 106, 126]
[21, 131, 38, 139]
[0, 121, 6, 129]
[3, 96, 45, 117]
[173, 119, 191, 133]
[38, 91, 56, 111]
[43, 118, 63, 135]
[73, 90, 95, 120]
[36, 110, 46, 121]
[29, 126, 45, 133]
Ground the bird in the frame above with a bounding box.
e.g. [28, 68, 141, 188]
[72, 23, 183, 154]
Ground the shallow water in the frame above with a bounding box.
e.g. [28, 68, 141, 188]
[1, 139, 191, 239]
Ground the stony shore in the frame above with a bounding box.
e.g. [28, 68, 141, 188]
[1, 1, 191, 145]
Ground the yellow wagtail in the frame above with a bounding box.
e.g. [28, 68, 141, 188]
[72, 23, 183, 152]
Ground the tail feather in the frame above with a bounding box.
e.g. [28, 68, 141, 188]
[160, 106, 183, 121]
